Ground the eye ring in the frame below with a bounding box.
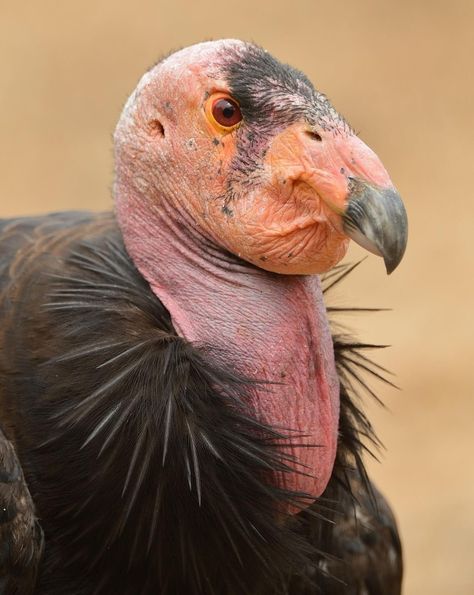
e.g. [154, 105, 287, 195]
[205, 93, 242, 132]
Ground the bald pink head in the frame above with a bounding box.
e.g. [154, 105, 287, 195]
[114, 39, 406, 276]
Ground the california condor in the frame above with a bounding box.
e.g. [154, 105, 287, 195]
[0, 40, 407, 594]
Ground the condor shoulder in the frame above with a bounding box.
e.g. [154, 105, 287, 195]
[324, 473, 403, 594]
[0, 427, 43, 595]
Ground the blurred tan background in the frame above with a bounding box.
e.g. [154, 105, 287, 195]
[1, 1, 473, 593]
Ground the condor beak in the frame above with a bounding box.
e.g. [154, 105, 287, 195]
[343, 178, 408, 274]
[296, 127, 408, 275]
[256, 124, 408, 275]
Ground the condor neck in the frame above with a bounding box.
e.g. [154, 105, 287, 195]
[116, 194, 269, 351]
[115, 189, 340, 501]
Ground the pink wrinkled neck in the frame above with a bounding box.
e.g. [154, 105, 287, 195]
[115, 191, 340, 507]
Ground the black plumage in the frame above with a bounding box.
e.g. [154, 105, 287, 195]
[0, 212, 402, 594]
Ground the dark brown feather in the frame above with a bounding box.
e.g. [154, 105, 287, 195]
[0, 427, 44, 595]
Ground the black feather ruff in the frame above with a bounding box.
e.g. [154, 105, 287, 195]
[1, 215, 394, 594]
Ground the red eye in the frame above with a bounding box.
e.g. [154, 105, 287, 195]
[210, 96, 242, 129]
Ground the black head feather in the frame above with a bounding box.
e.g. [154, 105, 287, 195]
[224, 43, 350, 133]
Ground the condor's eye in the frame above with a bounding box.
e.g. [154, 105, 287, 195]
[212, 97, 242, 127]
[206, 93, 242, 132]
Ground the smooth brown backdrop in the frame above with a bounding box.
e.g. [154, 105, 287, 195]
[1, 1, 473, 593]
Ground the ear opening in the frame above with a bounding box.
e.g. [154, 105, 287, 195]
[148, 119, 165, 137]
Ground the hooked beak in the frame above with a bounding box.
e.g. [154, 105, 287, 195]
[343, 178, 408, 274]
[249, 123, 408, 276]
[293, 126, 408, 274]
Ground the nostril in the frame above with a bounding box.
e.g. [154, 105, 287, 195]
[306, 130, 322, 142]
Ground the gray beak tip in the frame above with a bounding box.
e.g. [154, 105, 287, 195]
[343, 180, 408, 274]
[384, 258, 397, 275]
[384, 242, 407, 274]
